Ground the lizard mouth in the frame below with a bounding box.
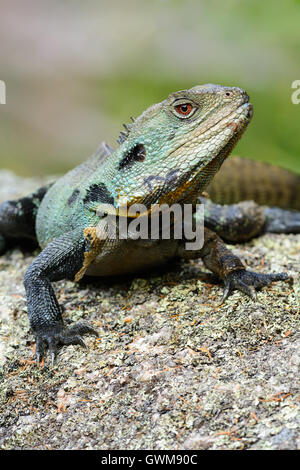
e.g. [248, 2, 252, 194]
[172, 101, 253, 173]
[167, 100, 253, 162]
[218, 102, 253, 144]
[234, 101, 253, 122]
[205, 101, 253, 138]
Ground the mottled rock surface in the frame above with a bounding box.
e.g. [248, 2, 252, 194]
[0, 171, 299, 450]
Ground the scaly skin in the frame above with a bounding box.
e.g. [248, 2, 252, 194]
[35, 84, 253, 246]
[207, 157, 300, 210]
[0, 84, 297, 364]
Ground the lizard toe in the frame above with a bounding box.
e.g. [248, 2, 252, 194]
[33, 321, 97, 365]
[223, 269, 290, 301]
[66, 321, 98, 337]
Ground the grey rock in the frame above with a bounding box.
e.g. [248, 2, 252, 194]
[0, 171, 299, 450]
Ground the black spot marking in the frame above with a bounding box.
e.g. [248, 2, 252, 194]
[67, 189, 80, 206]
[165, 169, 179, 184]
[118, 144, 146, 170]
[143, 170, 179, 192]
[84, 183, 114, 205]
[143, 175, 165, 192]
[0, 183, 52, 240]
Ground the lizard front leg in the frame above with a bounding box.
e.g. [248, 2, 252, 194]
[178, 227, 289, 302]
[24, 227, 97, 364]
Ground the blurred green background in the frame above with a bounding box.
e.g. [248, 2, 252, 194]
[0, 0, 299, 176]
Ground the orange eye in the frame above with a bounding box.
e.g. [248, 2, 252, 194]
[174, 103, 194, 116]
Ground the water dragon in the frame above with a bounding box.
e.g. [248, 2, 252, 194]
[0, 84, 299, 364]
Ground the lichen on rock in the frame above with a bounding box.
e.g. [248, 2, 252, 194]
[0, 171, 299, 450]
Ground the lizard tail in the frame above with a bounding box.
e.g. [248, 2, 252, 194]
[206, 157, 300, 210]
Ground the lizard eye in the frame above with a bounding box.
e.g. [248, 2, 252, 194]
[173, 103, 195, 118]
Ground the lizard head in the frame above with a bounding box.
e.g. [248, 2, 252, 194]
[111, 84, 253, 208]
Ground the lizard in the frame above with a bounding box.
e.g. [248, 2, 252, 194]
[0, 83, 299, 365]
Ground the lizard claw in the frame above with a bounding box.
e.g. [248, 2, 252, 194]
[221, 269, 290, 303]
[50, 351, 57, 367]
[220, 281, 232, 304]
[34, 321, 98, 365]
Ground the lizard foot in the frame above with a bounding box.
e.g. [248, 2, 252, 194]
[221, 269, 290, 303]
[34, 321, 98, 365]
